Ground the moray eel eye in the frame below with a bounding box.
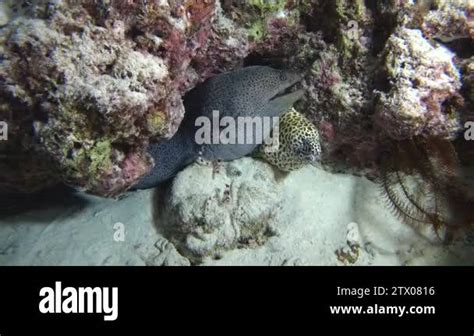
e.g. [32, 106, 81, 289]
[279, 72, 288, 81]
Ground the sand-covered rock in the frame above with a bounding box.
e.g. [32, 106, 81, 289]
[158, 158, 283, 264]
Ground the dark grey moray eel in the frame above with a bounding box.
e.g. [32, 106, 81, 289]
[134, 66, 304, 190]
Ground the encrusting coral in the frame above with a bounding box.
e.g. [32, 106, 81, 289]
[0, 0, 247, 195]
[375, 27, 462, 140]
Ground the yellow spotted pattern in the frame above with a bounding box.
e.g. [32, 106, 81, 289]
[257, 108, 321, 172]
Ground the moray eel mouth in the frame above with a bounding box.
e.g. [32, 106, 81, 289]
[270, 74, 303, 101]
[309, 153, 321, 166]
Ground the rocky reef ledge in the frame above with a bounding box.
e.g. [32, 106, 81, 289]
[0, 0, 472, 196]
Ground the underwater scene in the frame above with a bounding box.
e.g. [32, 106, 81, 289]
[0, 0, 473, 266]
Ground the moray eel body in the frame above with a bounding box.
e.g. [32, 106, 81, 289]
[134, 66, 303, 189]
[257, 108, 321, 172]
[134, 129, 198, 190]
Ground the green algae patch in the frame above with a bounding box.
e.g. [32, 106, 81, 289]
[88, 140, 113, 177]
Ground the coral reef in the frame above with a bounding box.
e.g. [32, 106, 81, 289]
[0, 0, 472, 197]
[0, 0, 247, 195]
[421, 0, 473, 42]
[375, 27, 462, 140]
[156, 158, 282, 264]
[240, 0, 471, 174]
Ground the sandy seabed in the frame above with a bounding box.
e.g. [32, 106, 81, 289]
[1, 165, 473, 266]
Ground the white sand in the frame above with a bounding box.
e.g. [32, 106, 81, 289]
[1, 164, 473, 266]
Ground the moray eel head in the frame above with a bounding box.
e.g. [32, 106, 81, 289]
[257, 108, 321, 172]
[247, 67, 304, 115]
